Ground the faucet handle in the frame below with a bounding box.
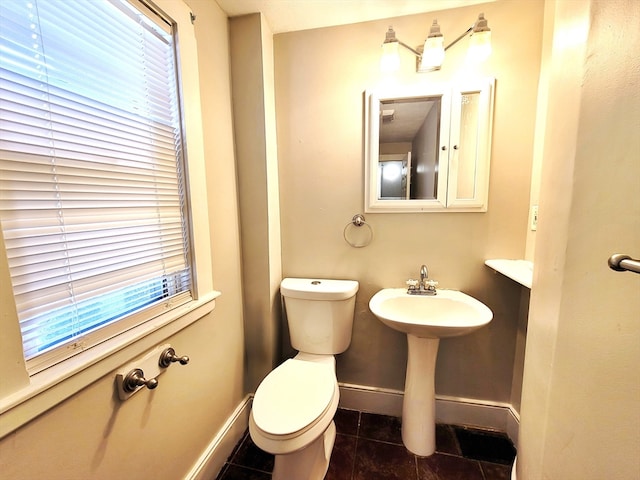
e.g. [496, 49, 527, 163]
[406, 279, 419, 289]
[425, 280, 439, 290]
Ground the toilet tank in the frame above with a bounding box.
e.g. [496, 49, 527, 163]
[281, 278, 359, 355]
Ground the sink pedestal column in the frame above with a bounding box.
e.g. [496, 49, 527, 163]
[402, 334, 440, 456]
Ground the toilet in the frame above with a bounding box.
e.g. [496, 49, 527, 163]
[249, 278, 359, 480]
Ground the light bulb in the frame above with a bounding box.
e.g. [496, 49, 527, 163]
[468, 13, 492, 63]
[380, 40, 400, 72]
[419, 19, 445, 71]
[420, 35, 445, 71]
[468, 30, 492, 63]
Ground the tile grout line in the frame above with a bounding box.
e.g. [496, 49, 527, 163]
[480, 459, 489, 480]
[349, 411, 362, 480]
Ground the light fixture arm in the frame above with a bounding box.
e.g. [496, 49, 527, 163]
[444, 26, 473, 51]
[397, 40, 422, 58]
[444, 12, 490, 52]
[383, 26, 422, 59]
[404, 23, 479, 57]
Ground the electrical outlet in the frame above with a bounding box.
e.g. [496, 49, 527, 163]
[531, 205, 539, 231]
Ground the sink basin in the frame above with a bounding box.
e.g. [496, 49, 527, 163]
[369, 288, 493, 338]
[368, 287, 493, 456]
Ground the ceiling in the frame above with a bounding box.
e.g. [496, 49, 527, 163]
[214, 0, 492, 34]
[380, 98, 437, 144]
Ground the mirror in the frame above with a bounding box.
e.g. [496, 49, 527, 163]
[378, 96, 441, 200]
[364, 78, 495, 212]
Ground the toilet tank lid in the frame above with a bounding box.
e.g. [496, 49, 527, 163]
[281, 278, 359, 300]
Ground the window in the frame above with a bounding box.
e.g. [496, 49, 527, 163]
[0, 0, 193, 373]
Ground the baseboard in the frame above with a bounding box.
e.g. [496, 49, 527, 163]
[184, 384, 520, 479]
[436, 394, 520, 443]
[506, 406, 520, 445]
[338, 383, 520, 444]
[338, 382, 404, 416]
[184, 395, 252, 480]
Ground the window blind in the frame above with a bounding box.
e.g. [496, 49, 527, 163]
[0, 0, 192, 372]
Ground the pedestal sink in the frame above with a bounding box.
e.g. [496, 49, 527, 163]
[369, 288, 493, 456]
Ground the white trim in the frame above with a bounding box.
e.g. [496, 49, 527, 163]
[436, 394, 519, 442]
[506, 406, 521, 446]
[338, 382, 404, 416]
[338, 383, 520, 443]
[185, 395, 252, 480]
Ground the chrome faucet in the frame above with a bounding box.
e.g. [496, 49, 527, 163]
[407, 264, 438, 295]
[420, 265, 428, 285]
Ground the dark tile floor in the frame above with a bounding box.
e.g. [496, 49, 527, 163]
[216, 409, 516, 480]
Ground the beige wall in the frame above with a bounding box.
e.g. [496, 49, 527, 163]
[519, 0, 640, 478]
[230, 14, 283, 393]
[6, 0, 637, 477]
[0, 1, 246, 478]
[274, 0, 543, 404]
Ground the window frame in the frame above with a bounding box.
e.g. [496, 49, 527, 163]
[0, 0, 218, 438]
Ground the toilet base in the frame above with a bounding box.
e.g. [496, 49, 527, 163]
[272, 421, 336, 480]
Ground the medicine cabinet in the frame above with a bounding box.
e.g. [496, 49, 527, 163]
[364, 77, 495, 212]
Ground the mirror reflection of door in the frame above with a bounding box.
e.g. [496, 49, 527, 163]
[378, 153, 410, 199]
[378, 96, 441, 200]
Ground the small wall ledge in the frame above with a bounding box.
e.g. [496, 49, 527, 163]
[485, 259, 533, 289]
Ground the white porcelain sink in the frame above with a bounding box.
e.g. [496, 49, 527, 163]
[369, 288, 493, 338]
[368, 287, 493, 456]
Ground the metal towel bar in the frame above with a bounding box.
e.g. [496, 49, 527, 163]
[608, 254, 640, 274]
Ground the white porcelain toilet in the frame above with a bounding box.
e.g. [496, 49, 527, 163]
[249, 278, 359, 480]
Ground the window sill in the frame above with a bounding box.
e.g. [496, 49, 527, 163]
[0, 290, 221, 439]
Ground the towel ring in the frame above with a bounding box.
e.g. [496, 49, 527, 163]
[343, 214, 373, 248]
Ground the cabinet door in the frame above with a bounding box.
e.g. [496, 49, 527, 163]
[446, 78, 495, 211]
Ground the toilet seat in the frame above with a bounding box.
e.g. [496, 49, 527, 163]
[252, 359, 336, 439]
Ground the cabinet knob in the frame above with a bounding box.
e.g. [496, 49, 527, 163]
[441, 146, 447, 151]
[453, 145, 458, 150]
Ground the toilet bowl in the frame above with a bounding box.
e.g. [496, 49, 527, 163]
[249, 354, 339, 480]
[249, 278, 359, 480]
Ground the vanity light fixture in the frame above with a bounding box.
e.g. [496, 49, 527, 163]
[380, 26, 416, 72]
[420, 20, 445, 71]
[381, 13, 492, 73]
[466, 13, 492, 63]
